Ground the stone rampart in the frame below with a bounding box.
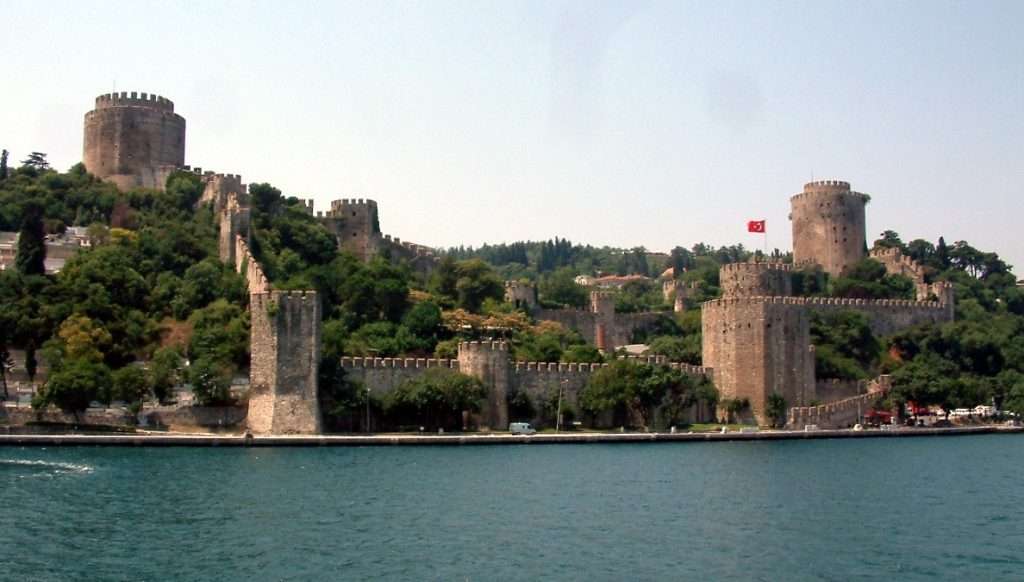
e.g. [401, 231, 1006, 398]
[339, 348, 712, 430]
[234, 235, 269, 294]
[201, 172, 248, 214]
[815, 379, 864, 403]
[787, 376, 891, 429]
[247, 291, 322, 434]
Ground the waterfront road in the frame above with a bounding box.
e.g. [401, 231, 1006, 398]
[0, 425, 1020, 447]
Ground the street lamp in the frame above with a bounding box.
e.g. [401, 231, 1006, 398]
[365, 385, 371, 434]
[556, 379, 567, 433]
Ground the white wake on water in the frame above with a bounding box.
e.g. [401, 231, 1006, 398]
[0, 459, 94, 476]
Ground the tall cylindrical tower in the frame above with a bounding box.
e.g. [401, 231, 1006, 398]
[83, 91, 186, 190]
[789, 180, 868, 276]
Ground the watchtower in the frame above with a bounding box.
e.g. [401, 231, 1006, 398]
[83, 92, 186, 190]
[789, 180, 868, 277]
[719, 262, 793, 298]
[589, 291, 616, 351]
[457, 341, 511, 430]
[504, 281, 538, 311]
[321, 199, 382, 262]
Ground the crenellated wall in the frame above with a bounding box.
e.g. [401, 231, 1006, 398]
[340, 346, 713, 429]
[702, 285, 953, 425]
[788, 376, 892, 429]
[200, 172, 247, 214]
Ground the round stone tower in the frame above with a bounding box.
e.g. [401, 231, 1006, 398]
[789, 180, 868, 277]
[83, 91, 186, 191]
[719, 262, 793, 298]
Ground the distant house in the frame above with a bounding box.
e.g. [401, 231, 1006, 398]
[0, 227, 92, 274]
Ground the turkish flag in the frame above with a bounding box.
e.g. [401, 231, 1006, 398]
[747, 220, 766, 233]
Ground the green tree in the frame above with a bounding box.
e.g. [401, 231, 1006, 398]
[383, 368, 486, 431]
[110, 365, 150, 404]
[37, 359, 111, 414]
[0, 149, 8, 180]
[150, 347, 183, 403]
[16, 200, 46, 275]
[20, 152, 49, 171]
[454, 259, 504, 312]
[538, 267, 588, 308]
[188, 356, 232, 406]
[765, 393, 787, 427]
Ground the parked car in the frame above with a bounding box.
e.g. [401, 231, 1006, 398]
[509, 422, 536, 435]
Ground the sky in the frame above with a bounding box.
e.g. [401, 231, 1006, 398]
[2, 0, 1022, 271]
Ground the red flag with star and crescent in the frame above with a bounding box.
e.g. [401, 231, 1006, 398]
[747, 220, 765, 233]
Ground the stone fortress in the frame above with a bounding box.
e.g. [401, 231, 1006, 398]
[80, 92, 954, 433]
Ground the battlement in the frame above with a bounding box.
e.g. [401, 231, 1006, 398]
[340, 357, 458, 369]
[328, 198, 378, 212]
[93, 92, 174, 113]
[702, 295, 946, 310]
[268, 289, 318, 301]
[458, 340, 509, 353]
[719, 261, 794, 274]
[803, 179, 849, 192]
[787, 376, 891, 428]
[790, 189, 869, 204]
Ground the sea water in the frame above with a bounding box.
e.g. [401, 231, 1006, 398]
[1, 435, 1022, 581]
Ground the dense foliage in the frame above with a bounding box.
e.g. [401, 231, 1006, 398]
[0, 165, 246, 410]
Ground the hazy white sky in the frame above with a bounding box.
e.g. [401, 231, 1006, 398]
[2, 0, 1021, 270]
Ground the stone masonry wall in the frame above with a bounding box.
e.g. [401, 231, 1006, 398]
[790, 180, 868, 277]
[788, 376, 892, 429]
[340, 349, 713, 430]
[83, 92, 185, 191]
[248, 291, 322, 434]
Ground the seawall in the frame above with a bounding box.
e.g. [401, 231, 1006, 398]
[1, 426, 1018, 446]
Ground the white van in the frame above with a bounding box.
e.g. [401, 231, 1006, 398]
[509, 422, 536, 435]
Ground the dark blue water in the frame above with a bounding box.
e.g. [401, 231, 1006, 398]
[1, 436, 1022, 581]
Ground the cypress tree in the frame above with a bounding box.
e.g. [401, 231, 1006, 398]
[16, 201, 46, 276]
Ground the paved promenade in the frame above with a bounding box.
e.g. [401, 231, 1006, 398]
[0, 425, 1020, 447]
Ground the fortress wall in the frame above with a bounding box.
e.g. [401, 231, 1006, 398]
[870, 247, 926, 285]
[787, 377, 890, 429]
[247, 291, 322, 434]
[799, 297, 952, 336]
[201, 173, 247, 214]
[703, 289, 942, 425]
[815, 379, 865, 404]
[339, 350, 711, 429]
[340, 357, 459, 395]
[234, 235, 269, 294]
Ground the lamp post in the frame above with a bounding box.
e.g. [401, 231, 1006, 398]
[365, 385, 371, 434]
[556, 379, 566, 433]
